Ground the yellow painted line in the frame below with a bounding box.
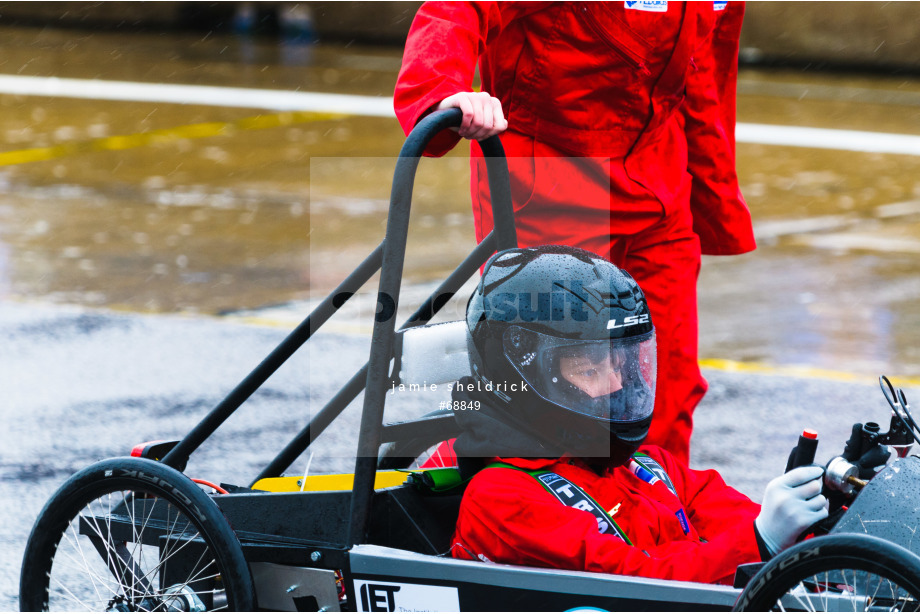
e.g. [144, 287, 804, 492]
[2, 74, 919, 155]
[0, 110, 344, 167]
[14, 295, 920, 387]
[221, 313, 920, 387]
[227, 315, 373, 336]
[698, 357, 920, 388]
[220, 312, 920, 387]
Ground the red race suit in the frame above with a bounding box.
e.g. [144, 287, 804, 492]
[394, 2, 756, 463]
[451, 446, 763, 584]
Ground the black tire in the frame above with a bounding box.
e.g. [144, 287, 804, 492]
[20, 457, 254, 611]
[734, 533, 920, 611]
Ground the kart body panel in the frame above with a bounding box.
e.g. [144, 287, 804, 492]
[832, 456, 920, 556]
[347, 544, 740, 612]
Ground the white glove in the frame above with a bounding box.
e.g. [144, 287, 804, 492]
[755, 465, 829, 555]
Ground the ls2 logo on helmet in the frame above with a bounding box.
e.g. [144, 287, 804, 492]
[607, 314, 650, 330]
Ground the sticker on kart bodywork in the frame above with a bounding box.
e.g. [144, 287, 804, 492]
[355, 580, 460, 612]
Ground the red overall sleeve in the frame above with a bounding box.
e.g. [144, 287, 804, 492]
[653, 447, 765, 582]
[682, 1, 756, 256]
[453, 462, 763, 585]
[394, 2, 548, 156]
[393, 1, 500, 157]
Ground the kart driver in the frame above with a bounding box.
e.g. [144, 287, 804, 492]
[448, 245, 828, 584]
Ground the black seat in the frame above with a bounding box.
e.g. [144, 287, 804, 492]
[368, 482, 467, 556]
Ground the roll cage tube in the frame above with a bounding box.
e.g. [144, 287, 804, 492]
[159, 109, 516, 509]
[347, 109, 516, 547]
[252, 236, 494, 485]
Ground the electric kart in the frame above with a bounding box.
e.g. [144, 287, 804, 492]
[18, 109, 920, 612]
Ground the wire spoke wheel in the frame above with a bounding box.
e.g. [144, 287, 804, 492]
[20, 457, 254, 612]
[734, 534, 920, 611]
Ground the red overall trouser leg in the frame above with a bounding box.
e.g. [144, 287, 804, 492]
[605, 210, 706, 466]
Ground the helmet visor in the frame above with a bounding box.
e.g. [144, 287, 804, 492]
[503, 326, 656, 423]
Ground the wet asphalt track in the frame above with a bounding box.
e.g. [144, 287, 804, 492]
[1, 299, 914, 609]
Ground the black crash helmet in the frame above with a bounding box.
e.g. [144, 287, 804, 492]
[466, 245, 656, 462]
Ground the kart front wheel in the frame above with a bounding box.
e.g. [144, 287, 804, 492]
[733, 533, 920, 611]
[20, 456, 254, 612]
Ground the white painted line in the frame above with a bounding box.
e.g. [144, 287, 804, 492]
[2, 74, 920, 156]
[0, 74, 395, 117]
[736, 123, 920, 156]
[792, 232, 920, 254]
[876, 200, 920, 218]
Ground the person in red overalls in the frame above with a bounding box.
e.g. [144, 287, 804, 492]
[447, 246, 826, 583]
[394, 1, 756, 464]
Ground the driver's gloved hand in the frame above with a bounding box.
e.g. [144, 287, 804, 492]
[755, 465, 829, 556]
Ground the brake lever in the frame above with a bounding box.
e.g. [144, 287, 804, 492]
[880, 375, 900, 414]
[896, 387, 920, 439]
